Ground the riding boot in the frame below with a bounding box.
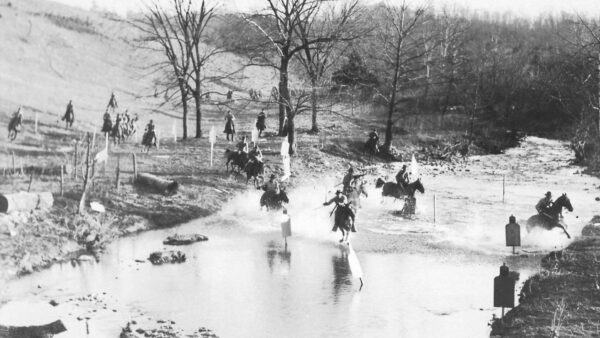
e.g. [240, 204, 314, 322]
[351, 223, 357, 232]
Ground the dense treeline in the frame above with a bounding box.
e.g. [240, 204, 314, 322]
[145, 0, 600, 163]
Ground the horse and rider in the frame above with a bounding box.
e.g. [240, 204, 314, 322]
[528, 191, 573, 238]
[375, 164, 425, 201]
[142, 120, 157, 152]
[256, 109, 266, 137]
[224, 111, 235, 141]
[364, 128, 380, 161]
[245, 145, 264, 186]
[324, 190, 356, 243]
[8, 107, 23, 141]
[62, 100, 74, 128]
[260, 174, 288, 210]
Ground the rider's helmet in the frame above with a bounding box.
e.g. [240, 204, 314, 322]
[545, 191, 552, 198]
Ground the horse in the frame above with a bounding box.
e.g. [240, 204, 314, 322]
[260, 190, 289, 211]
[363, 138, 379, 163]
[7, 114, 22, 141]
[224, 149, 248, 173]
[244, 160, 264, 187]
[330, 205, 353, 243]
[62, 109, 74, 129]
[347, 179, 368, 211]
[141, 129, 157, 152]
[375, 177, 425, 201]
[110, 119, 123, 144]
[121, 116, 138, 141]
[526, 194, 573, 239]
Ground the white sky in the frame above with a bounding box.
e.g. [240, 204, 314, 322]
[51, 0, 600, 18]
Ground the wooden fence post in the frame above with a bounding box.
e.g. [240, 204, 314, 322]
[27, 173, 33, 192]
[115, 155, 121, 191]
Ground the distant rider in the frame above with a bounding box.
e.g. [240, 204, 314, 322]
[224, 111, 235, 141]
[256, 109, 266, 137]
[142, 120, 156, 147]
[396, 164, 409, 189]
[107, 92, 118, 113]
[62, 100, 74, 128]
[536, 191, 553, 218]
[101, 111, 112, 134]
[367, 128, 379, 152]
[324, 190, 356, 232]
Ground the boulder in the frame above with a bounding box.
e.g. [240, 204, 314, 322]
[148, 250, 186, 265]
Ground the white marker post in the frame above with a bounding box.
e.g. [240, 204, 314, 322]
[209, 126, 216, 167]
[172, 120, 177, 142]
[251, 127, 259, 145]
[280, 139, 290, 181]
[156, 129, 160, 150]
[347, 243, 364, 289]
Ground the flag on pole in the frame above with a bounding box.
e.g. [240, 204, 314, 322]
[347, 243, 363, 280]
[209, 126, 216, 167]
[172, 120, 177, 142]
[280, 139, 289, 156]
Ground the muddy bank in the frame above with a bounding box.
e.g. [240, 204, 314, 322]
[491, 218, 600, 337]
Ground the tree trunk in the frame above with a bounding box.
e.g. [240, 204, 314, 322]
[178, 80, 188, 139]
[287, 117, 296, 155]
[310, 77, 318, 133]
[383, 37, 403, 152]
[278, 56, 290, 136]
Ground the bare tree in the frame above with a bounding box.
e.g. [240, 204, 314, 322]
[245, 0, 358, 154]
[370, 1, 429, 152]
[137, 0, 219, 139]
[294, 0, 363, 133]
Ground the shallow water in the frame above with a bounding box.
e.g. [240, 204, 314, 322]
[2, 137, 599, 337]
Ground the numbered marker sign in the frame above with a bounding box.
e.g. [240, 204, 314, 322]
[251, 127, 259, 143]
[280, 140, 289, 156]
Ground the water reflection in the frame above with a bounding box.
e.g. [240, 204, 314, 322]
[331, 247, 351, 303]
[266, 241, 291, 274]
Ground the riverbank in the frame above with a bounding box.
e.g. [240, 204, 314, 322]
[490, 218, 600, 337]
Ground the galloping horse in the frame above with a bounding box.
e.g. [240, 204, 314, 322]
[375, 177, 425, 201]
[121, 116, 138, 141]
[110, 116, 123, 144]
[244, 160, 264, 187]
[331, 205, 354, 243]
[8, 113, 22, 141]
[62, 108, 74, 129]
[260, 190, 289, 211]
[224, 149, 248, 173]
[526, 193, 573, 238]
[141, 129, 157, 152]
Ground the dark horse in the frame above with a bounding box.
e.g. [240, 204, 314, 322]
[526, 193, 573, 239]
[8, 113, 22, 141]
[375, 177, 425, 201]
[224, 149, 248, 173]
[363, 138, 379, 163]
[244, 160, 264, 187]
[62, 108, 74, 129]
[141, 129, 157, 152]
[260, 190, 289, 211]
[331, 205, 354, 243]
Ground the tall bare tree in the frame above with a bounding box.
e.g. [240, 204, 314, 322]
[138, 0, 218, 139]
[245, 0, 359, 154]
[370, 1, 429, 152]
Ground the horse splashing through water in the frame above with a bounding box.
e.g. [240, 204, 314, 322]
[347, 180, 368, 211]
[260, 190, 289, 211]
[526, 193, 573, 238]
[330, 205, 354, 243]
[375, 177, 424, 201]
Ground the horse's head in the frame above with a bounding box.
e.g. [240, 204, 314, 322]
[413, 179, 425, 194]
[556, 193, 573, 212]
[375, 177, 385, 188]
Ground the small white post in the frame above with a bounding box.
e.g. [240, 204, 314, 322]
[172, 120, 177, 142]
[209, 126, 216, 167]
[433, 194, 437, 225]
[156, 129, 160, 150]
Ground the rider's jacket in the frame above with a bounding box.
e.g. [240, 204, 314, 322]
[342, 172, 354, 189]
[396, 169, 408, 185]
[368, 131, 379, 142]
[237, 141, 248, 153]
[536, 196, 553, 213]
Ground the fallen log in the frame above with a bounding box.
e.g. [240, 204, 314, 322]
[134, 173, 179, 195]
[163, 234, 208, 246]
[0, 192, 53, 213]
[0, 301, 67, 338]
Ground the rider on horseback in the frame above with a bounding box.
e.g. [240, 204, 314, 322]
[62, 100, 74, 128]
[262, 174, 280, 194]
[236, 136, 249, 154]
[142, 120, 156, 148]
[536, 191, 554, 219]
[102, 111, 112, 133]
[256, 109, 266, 137]
[368, 128, 379, 145]
[323, 190, 356, 232]
[396, 165, 409, 189]
[107, 92, 118, 113]
[249, 145, 263, 163]
[342, 167, 365, 195]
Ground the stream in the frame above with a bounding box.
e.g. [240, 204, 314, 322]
[2, 137, 600, 338]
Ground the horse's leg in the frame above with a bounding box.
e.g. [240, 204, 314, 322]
[557, 224, 571, 239]
[339, 229, 345, 243]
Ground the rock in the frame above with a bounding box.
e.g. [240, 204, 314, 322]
[148, 251, 186, 265]
[595, 197, 600, 201]
[163, 234, 208, 246]
[48, 300, 59, 307]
